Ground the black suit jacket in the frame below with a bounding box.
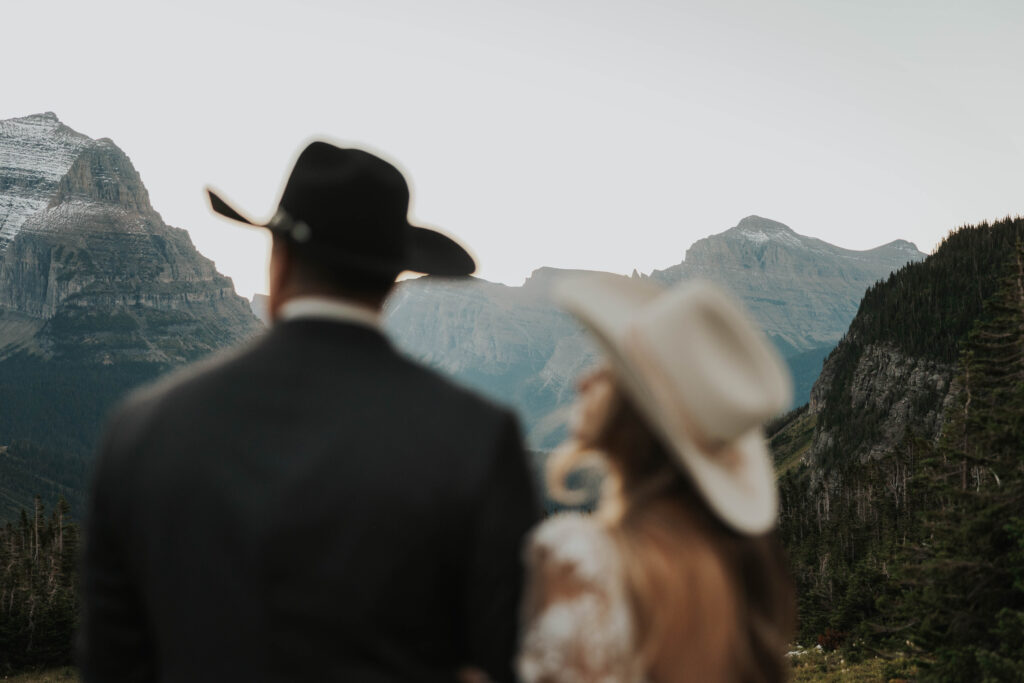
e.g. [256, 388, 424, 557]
[80, 319, 539, 682]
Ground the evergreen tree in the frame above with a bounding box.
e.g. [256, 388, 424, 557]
[0, 497, 79, 674]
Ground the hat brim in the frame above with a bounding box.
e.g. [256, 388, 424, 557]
[206, 189, 476, 277]
[554, 273, 779, 535]
[406, 226, 477, 277]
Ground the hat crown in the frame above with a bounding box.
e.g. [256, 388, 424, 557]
[630, 282, 792, 444]
[279, 143, 410, 258]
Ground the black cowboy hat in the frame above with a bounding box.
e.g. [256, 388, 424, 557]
[206, 141, 476, 277]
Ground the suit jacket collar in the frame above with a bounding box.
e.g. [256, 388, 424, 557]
[277, 296, 381, 329]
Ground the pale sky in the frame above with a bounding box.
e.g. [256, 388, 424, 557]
[3, 0, 1022, 298]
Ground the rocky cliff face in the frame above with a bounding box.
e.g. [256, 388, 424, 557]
[806, 342, 957, 470]
[0, 113, 261, 364]
[770, 216, 1024, 487]
[0, 113, 262, 461]
[384, 269, 598, 446]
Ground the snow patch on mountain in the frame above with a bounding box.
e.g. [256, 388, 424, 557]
[736, 227, 805, 249]
[731, 215, 808, 249]
[0, 113, 91, 248]
[737, 229, 770, 244]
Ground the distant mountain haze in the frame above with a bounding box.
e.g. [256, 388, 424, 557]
[649, 215, 925, 356]
[379, 219, 924, 448]
[383, 270, 600, 449]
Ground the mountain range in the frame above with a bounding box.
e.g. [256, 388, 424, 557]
[381, 217, 924, 447]
[0, 111, 923, 519]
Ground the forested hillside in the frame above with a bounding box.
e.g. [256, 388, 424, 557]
[0, 442, 87, 521]
[773, 216, 1024, 680]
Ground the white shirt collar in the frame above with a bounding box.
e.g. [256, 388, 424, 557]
[277, 296, 381, 329]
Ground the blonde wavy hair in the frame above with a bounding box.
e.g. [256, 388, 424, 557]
[547, 382, 796, 683]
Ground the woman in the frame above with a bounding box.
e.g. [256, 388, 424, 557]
[517, 274, 797, 683]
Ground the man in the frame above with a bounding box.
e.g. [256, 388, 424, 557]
[80, 142, 539, 682]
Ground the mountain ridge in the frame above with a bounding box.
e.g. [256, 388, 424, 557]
[0, 113, 259, 359]
[382, 217, 924, 448]
[648, 215, 924, 355]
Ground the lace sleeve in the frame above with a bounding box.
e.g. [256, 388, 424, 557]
[517, 514, 643, 683]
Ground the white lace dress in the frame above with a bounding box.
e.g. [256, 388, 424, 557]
[517, 513, 646, 683]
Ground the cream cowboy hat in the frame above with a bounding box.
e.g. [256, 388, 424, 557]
[554, 274, 792, 535]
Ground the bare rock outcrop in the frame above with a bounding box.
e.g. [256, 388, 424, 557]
[807, 342, 957, 469]
[384, 271, 597, 446]
[0, 113, 262, 364]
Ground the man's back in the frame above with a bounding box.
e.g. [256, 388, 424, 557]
[81, 319, 538, 682]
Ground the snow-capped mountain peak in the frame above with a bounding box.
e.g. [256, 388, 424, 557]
[0, 113, 92, 248]
[731, 215, 804, 248]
